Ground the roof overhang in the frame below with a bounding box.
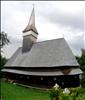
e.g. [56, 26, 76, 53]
[1, 68, 83, 76]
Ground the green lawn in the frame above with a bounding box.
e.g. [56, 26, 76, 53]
[1, 80, 85, 100]
[78, 88, 85, 100]
[1, 80, 50, 100]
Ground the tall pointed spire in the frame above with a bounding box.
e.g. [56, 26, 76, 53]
[29, 6, 35, 26]
[23, 6, 38, 34]
[22, 6, 38, 52]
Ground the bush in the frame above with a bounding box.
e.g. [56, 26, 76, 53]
[49, 84, 81, 100]
[49, 84, 62, 100]
[69, 87, 80, 100]
[50, 88, 62, 100]
[61, 94, 71, 100]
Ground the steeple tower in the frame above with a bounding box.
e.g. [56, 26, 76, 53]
[22, 6, 38, 52]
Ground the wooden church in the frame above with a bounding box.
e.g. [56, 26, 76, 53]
[2, 7, 83, 88]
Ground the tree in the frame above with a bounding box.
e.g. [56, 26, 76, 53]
[0, 31, 10, 68]
[76, 49, 85, 72]
[0, 31, 10, 49]
[76, 49, 85, 87]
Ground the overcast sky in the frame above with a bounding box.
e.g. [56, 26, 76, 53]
[1, 1, 85, 58]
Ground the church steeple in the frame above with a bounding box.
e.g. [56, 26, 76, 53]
[23, 7, 38, 34]
[22, 6, 38, 52]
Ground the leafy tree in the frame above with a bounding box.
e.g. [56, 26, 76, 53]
[76, 49, 85, 87]
[76, 49, 85, 72]
[0, 31, 10, 68]
[0, 31, 10, 49]
[0, 55, 8, 69]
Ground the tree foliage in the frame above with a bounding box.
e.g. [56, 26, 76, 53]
[76, 49, 85, 72]
[0, 31, 10, 49]
[0, 31, 10, 68]
[0, 55, 8, 69]
[76, 49, 85, 87]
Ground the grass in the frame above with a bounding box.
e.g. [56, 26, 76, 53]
[77, 88, 85, 100]
[1, 80, 50, 100]
[1, 80, 85, 100]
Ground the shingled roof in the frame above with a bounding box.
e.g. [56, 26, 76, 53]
[4, 38, 79, 68]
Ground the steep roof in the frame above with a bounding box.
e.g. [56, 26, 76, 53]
[4, 38, 79, 68]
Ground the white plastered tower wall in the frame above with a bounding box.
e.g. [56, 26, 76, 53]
[23, 31, 38, 42]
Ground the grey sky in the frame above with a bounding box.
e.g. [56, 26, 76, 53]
[1, 1, 85, 58]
